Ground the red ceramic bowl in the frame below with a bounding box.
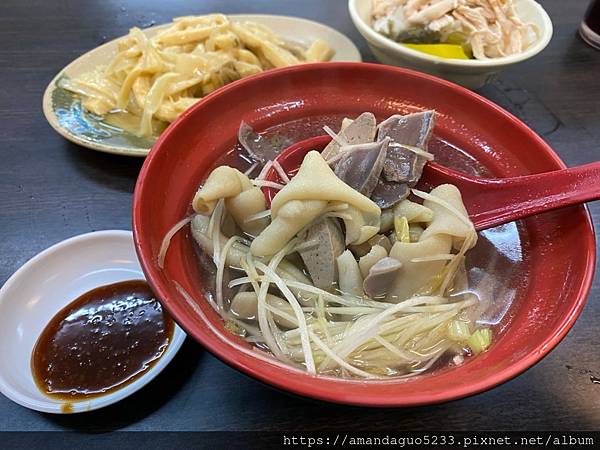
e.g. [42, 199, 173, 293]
[133, 63, 595, 407]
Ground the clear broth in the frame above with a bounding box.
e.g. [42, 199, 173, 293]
[192, 114, 529, 375]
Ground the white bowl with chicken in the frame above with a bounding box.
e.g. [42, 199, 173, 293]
[349, 0, 553, 89]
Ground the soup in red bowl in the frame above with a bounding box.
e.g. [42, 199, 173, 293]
[132, 62, 595, 407]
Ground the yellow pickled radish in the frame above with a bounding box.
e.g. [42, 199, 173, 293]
[402, 43, 470, 60]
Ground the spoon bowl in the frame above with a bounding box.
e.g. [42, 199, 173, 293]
[264, 135, 600, 231]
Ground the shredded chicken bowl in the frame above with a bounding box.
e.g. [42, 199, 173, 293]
[370, 0, 540, 60]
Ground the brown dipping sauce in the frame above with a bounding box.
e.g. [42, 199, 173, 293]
[31, 280, 174, 400]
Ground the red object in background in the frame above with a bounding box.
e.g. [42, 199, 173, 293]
[133, 63, 595, 407]
[580, 0, 600, 49]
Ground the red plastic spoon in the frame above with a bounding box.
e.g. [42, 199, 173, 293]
[263, 135, 600, 231]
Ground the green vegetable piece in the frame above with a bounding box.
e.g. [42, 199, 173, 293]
[394, 216, 410, 243]
[448, 320, 471, 342]
[468, 328, 492, 354]
[225, 320, 247, 337]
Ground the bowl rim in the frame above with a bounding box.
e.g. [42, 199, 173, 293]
[348, 0, 554, 68]
[133, 62, 595, 407]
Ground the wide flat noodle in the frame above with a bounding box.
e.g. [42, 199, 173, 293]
[62, 14, 334, 137]
[271, 151, 380, 218]
[418, 184, 476, 249]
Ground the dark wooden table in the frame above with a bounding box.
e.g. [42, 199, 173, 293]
[1, 0, 599, 435]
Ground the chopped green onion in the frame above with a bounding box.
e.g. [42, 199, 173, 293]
[312, 353, 326, 366]
[448, 320, 470, 342]
[409, 225, 423, 242]
[468, 328, 492, 354]
[414, 265, 449, 296]
[225, 320, 247, 337]
[394, 216, 410, 243]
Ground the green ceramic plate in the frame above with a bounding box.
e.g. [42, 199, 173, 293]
[42, 14, 362, 157]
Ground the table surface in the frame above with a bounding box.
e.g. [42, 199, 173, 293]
[1, 0, 599, 433]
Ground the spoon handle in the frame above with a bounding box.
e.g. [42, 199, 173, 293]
[468, 161, 600, 230]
